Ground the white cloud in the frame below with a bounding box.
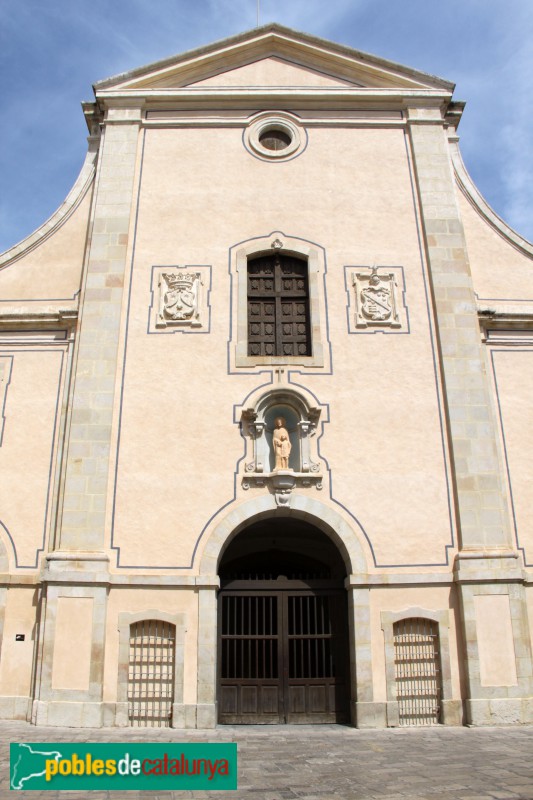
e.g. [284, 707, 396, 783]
[0, 0, 531, 249]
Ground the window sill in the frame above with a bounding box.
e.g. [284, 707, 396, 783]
[235, 344, 324, 369]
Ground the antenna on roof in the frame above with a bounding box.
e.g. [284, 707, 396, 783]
[256, 0, 260, 26]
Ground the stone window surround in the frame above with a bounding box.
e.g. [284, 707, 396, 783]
[116, 610, 187, 728]
[231, 231, 329, 370]
[381, 606, 454, 726]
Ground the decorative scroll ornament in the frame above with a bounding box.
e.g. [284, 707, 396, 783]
[353, 267, 401, 329]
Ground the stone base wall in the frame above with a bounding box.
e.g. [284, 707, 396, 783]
[0, 696, 32, 721]
[466, 697, 533, 726]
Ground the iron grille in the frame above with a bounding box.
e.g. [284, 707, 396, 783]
[393, 617, 442, 726]
[288, 595, 336, 679]
[128, 619, 175, 727]
[221, 595, 278, 680]
[219, 590, 348, 724]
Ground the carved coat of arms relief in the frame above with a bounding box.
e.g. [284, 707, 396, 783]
[156, 271, 203, 328]
[352, 267, 402, 329]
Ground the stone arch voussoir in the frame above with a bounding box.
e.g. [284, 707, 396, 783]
[198, 494, 369, 577]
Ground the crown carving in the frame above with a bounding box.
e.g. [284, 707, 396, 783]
[163, 272, 197, 290]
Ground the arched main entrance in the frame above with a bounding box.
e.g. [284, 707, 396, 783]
[218, 518, 349, 724]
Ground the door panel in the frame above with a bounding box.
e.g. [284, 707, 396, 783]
[219, 589, 348, 724]
[285, 592, 348, 723]
[220, 593, 282, 723]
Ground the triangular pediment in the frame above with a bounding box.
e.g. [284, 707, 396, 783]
[184, 57, 359, 89]
[95, 24, 454, 94]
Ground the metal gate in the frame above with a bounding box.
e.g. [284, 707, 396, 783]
[219, 589, 348, 724]
[393, 617, 442, 726]
[128, 619, 175, 727]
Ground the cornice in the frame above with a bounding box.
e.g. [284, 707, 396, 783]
[96, 87, 452, 105]
[94, 24, 454, 93]
[0, 305, 78, 329]
[478, 303, 533, 344]
[96, 88, 452, 126]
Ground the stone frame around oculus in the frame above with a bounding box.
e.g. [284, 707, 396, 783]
[238, 383, 327, 508]
[345, 265, 408, 334]
[148, 265, 211, 334]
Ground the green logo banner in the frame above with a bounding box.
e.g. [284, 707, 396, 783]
[10, 742, 237, 791]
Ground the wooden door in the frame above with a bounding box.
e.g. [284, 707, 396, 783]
[218, 589, 348, 724]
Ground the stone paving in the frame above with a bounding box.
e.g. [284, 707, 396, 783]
[1, 721, 532, 800]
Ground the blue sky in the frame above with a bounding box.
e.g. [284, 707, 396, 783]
[0, 0, 531, 252]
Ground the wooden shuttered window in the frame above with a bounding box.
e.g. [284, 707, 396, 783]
[247, 254, 311, 357]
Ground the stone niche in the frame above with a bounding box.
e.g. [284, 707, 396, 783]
[240, 387, 324, 507]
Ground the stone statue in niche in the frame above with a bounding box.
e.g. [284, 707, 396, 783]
[273, 417, 292, 470]
[241, 397, 323, 505]
[278, 433, 291, 469]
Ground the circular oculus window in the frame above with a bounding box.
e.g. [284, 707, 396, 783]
[259, 129, 292, 150]
[246, 117, 304, 161]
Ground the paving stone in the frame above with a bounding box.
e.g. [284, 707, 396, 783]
[2, 722, 533, 799]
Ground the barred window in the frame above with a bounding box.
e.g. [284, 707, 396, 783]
[393, 617, 442, 726]
[128, 620, 175, 727]
[247, 254, 311, 357]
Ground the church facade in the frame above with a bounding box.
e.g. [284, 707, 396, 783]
[0, 24, 532, 729]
